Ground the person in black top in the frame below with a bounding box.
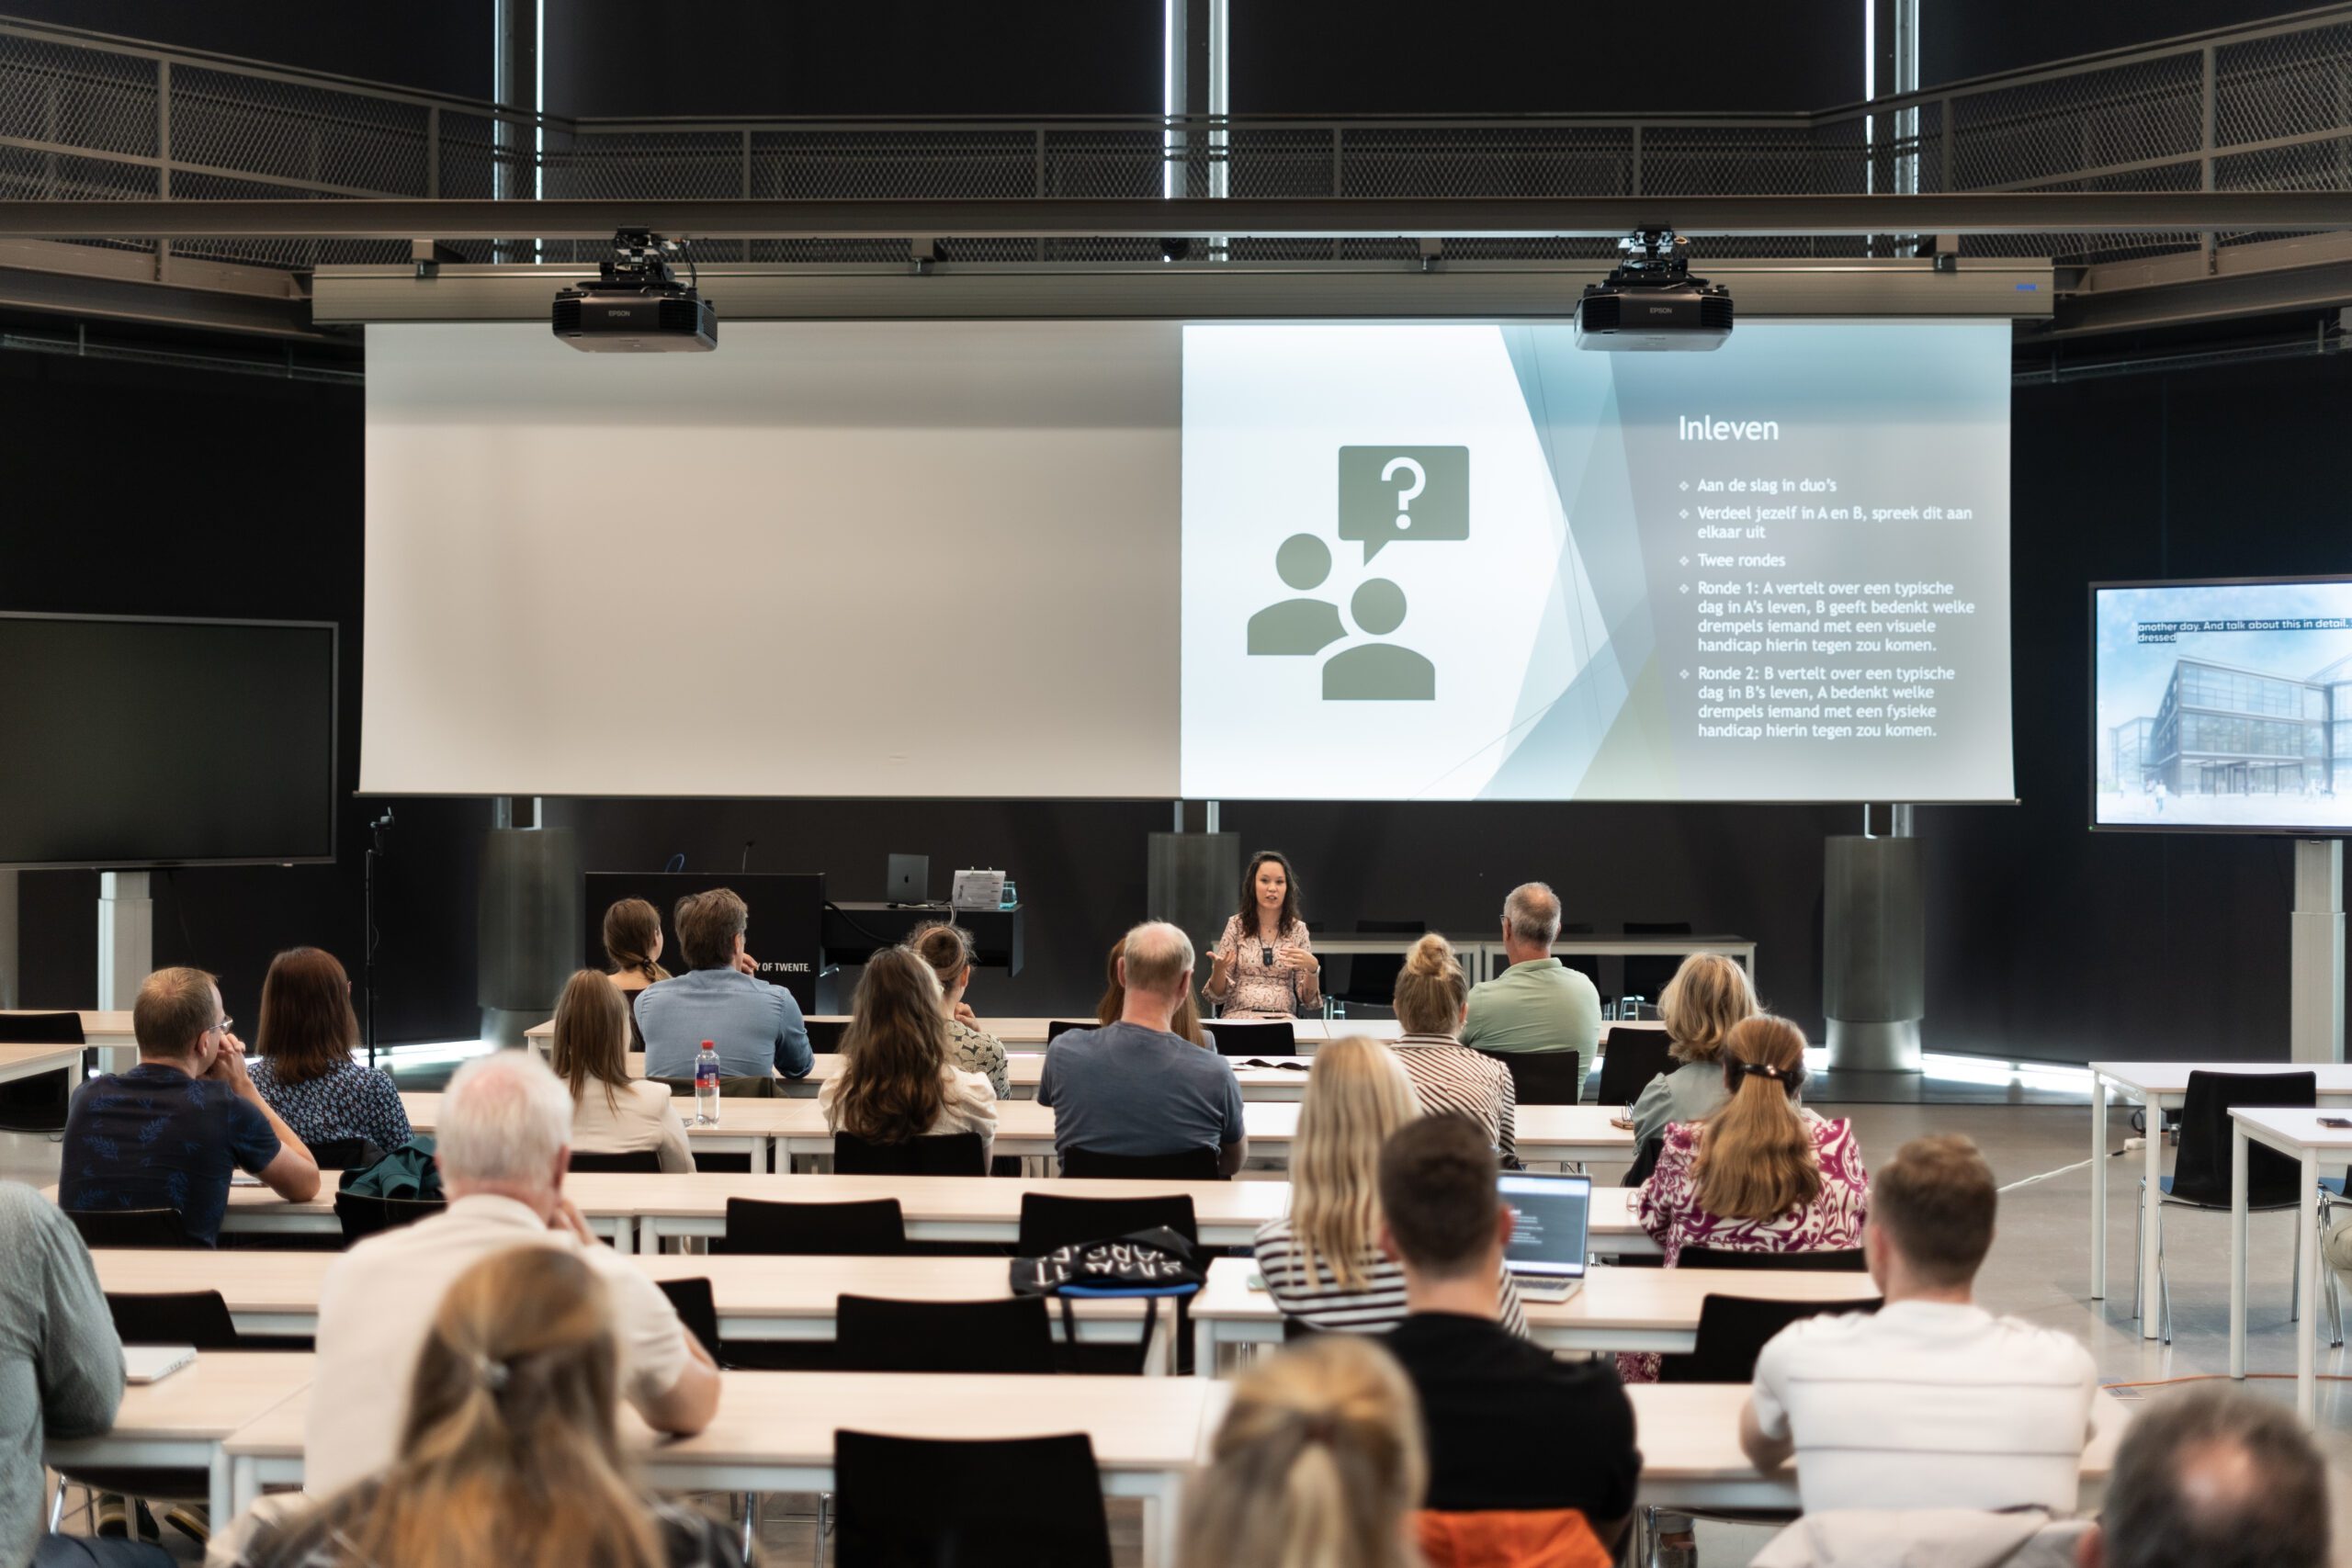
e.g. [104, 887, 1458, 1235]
[1377, 1113, 1640, 1551]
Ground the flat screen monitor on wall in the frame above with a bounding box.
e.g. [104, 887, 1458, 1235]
[0, 613, 338, 867]
[2091, 576, 2352, 835]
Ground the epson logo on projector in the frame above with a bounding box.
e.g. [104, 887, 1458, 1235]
[1679, 415, 1781, 440]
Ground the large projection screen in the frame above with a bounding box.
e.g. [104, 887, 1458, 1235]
[363, 321, 1181, 796]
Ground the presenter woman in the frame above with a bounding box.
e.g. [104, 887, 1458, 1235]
[1204, 852, 1321, 1019]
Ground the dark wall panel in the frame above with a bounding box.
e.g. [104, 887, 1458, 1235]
[3, 2, 494, 99]
[1923, 0, 2313, 86]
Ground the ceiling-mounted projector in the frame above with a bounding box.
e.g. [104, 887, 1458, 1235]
[1574, 228, 1732, 351]
[552, 229, 717, 352]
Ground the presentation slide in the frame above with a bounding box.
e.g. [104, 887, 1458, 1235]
[1180, 321, 2015, 801]
[2093, 578, 2352, 831]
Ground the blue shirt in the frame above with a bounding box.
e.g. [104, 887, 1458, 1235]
[1036, 1021, 1246, 1158]
[58, 1063, 282, 1247]
[634, 967, 813, 1080]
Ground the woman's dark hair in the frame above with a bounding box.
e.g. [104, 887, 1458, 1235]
[254, 947, 360, 1087]
[1236, 851, 1303, 941]
[832, 947, 950, 1145]
[600, 898, 669, 986]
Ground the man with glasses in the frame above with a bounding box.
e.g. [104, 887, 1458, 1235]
[59, 965, 319, 1247]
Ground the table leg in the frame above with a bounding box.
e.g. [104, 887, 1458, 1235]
[2142, 1102, 2165, 1340]
[1141, 1476, 1181, 1568]
[230, 1454, 259, 1516]
[209, 1452, 232, 1530]
[754, 1137, 771, 1176]
[2231, 1127, 2249, 1379]
[2299, 1151, 2320, 1423]
[2091, 1075, 2109, 1299]
[1193, 1318, 1217, 1379]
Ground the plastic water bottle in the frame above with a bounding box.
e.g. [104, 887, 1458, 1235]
[695, 1040, 721, 1127]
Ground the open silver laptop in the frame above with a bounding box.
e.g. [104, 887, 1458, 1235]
[1499, 1170, 1591, 1303]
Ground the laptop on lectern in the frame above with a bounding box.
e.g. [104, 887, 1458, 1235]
[886, 853, 932, 906]
[1498, 1170, 1592, 1303]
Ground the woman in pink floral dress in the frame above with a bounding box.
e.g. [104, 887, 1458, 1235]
[1620, 1014, 1868, 1384]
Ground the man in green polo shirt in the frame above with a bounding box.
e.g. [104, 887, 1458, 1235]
[1459, 881, 1601, 1063]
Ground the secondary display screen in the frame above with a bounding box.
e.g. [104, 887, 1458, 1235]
[1180, 321, 2015, 800]
[2093, 577, 2352, 834]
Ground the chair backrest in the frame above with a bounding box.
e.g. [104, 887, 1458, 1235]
[1594, 1027, 1678, 1109]
[1679, 1245, 1869, 1272]
[1203, 1018, 1295, 1056]
[2174, 1069, 2319, 1207]
[1057, 1145, 1222, 1181]
[67, 1208, 192, 1249]
[834, 1429, 1112, 1568]
[1658, 1292, 1880, 1383]
[1045, 1019, 1093, 1043]
[569, 1148, 666, 1174]
[1478, 1048, 1583, 1106]
[1623, 1133, 1667, 1189]
[719, 1197, 908, 1256]
[1016, 1192, 1197, 1256]
[306, 1136, 387, 1171]
[653, 1276, 724, 1363]
[333, 1191, 447, 1245]
[106, 1290, 243, 1351]
[834, 1130, 988, 1177]
[0, 1010, 85, 1043]
[833, 1293, 1058, 1374]
[1340, 919, 1425, 1003]
[806, 1017, 849, 1054]
[1622, 922, 1697, 1001]
[1416, 1507, 1615, 1568]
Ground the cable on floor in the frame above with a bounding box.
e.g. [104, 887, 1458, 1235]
[1998, 1156, 2095, 1193]
[2103, 1372, 2352, 1390]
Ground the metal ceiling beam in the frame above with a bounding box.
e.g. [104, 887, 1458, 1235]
[3, 193, 2350, 241]
[2042, 232, 2352, 338]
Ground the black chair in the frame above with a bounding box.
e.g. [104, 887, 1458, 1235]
[834, 1293, 1057, 1374]
[1622, 921, 1696, 1011]
[1623, 1133, 1668, 1190]
[106, 1291, 243, 1350]
[1478, 1049, 1583, 1107]
[0, 1010, 85, 1135]
[806, 1018, 849, 1054]
[67, 1209, 192, 1249]
[1657, 1292, 1880, 1383]
[1680, 1245, 1868, 1272]
[306, 1137, 386, 1171]
[1280, 1316, 1325, 1343]
[833, 1430, 1112, 1568]
[1594, 1027, 1677, 1110]
[1203, 1018, 1295, 1056]
[1045, 1019, 1095, 1043]
[654, 1276, 725, 1362]
[1330, 919, 1425, 1014]
[334, 1192, 447, 1245]
[835, 1131, 987, 1176]
[1555, 921, 1602, 993]
[718, 1197, 908, 1256]
[1058, 1146, 1222, 1181]
[570, 1149, 666, 1174]
[1016, 1192, 1197, 1256]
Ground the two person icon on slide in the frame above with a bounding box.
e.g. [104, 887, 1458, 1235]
[1246, 533, 1435, 701]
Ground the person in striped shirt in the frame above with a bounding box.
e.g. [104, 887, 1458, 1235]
[1388, 933, 1518, 1164]
[1252, 1036, 1529, 1337]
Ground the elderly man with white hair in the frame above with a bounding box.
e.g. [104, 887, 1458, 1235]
[1038, 920, 1248, 1176]
[1459, 881, 1602, 1065]
[303, 1049, 720, 1497]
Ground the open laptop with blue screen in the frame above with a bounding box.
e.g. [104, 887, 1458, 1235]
[1499, 1170, 1591, 1303]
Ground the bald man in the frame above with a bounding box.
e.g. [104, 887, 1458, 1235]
[1461, 882, 1601, 1065]
[2078, 1385, 2325, 1568]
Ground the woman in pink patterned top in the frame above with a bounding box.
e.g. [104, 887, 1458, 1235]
[1620, 1014, 1868, 1384]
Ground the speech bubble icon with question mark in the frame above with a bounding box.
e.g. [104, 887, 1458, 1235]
[1337, 446, 1468, 562]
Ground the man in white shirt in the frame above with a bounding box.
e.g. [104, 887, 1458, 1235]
[1739, 1133, 2098, 1515]
[305, 1050, 720, 1497]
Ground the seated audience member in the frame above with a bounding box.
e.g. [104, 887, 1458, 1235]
[60, 966, 320, 1247]
[819, 946, 999, 1165]
[1204, 851, 1321, 1019]
[1623, 1014, 1866, 1382]
[2075, 1384, 2328, 1568]
[1254, 1036, 1528, 1337]
[1040, 921, 1247, 1175]
[1376, 1115, 1638, 1563]
[601, 897, 671, 1050]
[1178, 1335, 1426, 1568]
[1098, 935, 1209, 1047]
[1741, 1134, 2098, 1514]
[236, 1247, 741, 1568]
[0, 1180, 173, 1568]
[1390, 935, 1517, 1164]
[304, 1050, 719, 1499]
[549, 970, 694, 1173]
[1460, 882, 1601, 1061]
[633, 887, 812, 1081]
[1627, 953, 1758, 1149]
[249, 946, 412, 1156]
[907, 920, 1011, 1097]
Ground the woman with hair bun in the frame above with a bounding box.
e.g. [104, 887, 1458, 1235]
[906, 920, 1010, 1098]
[1389, 933, 1517, 1164]
[600, 897, 670, 1052]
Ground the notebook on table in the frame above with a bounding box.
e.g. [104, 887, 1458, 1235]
[1498, 1170, 1591, 1303]
[122, 1345, 197, 1383]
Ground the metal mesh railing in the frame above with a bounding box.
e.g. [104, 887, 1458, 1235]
[1, 6, 2350, 273]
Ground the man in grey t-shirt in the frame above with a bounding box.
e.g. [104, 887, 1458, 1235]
[1038, 921, 1247, 1176]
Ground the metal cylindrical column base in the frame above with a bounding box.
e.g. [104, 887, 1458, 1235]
[1823, 835, 1926, 1075]
[1147, 831, 1239, 966]
[478, 826, 582, 1048]
[1824, 1018, 1923, 1074]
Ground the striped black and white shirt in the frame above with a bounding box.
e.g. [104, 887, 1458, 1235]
[1393, 1032, 1518, 1163]
[1253, 1218, 1532, 1337]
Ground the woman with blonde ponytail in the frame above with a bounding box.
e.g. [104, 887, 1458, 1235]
[1178, 1335, 1426, 1568]
[1389, 934, 1518, 1163]
[234, 1247, 741, 1568]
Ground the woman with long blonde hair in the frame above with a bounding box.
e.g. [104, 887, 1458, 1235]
[1253, 1036, 1527, 1337]
[233, 1247, 741, 1568]
[549, 969, 694, 1172]
[1626, 953, 1758, 1147]
[1389, 934, 1518, 1163]
[819, 946, 997, 1164]
[1098, 935, 1209, 1046]
[1179, 1335, 1426, 1568]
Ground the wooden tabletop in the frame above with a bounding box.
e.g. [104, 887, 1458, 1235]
[51, 1350, 312, 1449]
[0, 1043, 82, 1078]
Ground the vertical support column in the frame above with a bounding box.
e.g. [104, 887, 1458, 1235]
[2199, 45, 2219, 269]
[155, 59, 172, 279]
[1205, 0, 1229, 256]
[96, 871, 153, 1011]
[492, 0, 540, 263]
[2290, 838, 2345, 1065]
[1161, 0, 1189, 201]
[0, 867, 18, 1009]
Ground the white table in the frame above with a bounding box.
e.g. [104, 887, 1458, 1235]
[2229, 1106, 2352, 1421]
[0, 1042, 83, 1089]
[401, 1090, 784, 1172]
[45, 1350, 312, 1524]
[2087, 1061, 2352, 1339]
[1542, 935, 1758, 995]
[527, 1015, 1409, 1055]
